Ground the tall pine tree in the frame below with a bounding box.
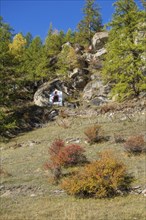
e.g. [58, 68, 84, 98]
[102, 0, 146, 100]
[0, 16, 15, 106]
[0, 17, 16, 135]
[23, 36, 45, 88]
[77, 0, 102, 46]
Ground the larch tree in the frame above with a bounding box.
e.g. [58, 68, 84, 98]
[77, 0, 102, 46]
[23, 36, 45, 89]
[0, 16, 15, 106]
[9, 33, 27, 58]
[0, 17, 16, 134]
[102, 0, 146, 100]
[44, 28, 65, 78]
[25, 32, 33, 48]
[64, 29, 75, 44]
[45, 29, 64, 57]
[57, 45, 81, 78]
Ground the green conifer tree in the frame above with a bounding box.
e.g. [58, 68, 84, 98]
[102, 0, 146, 100]
[45, 29, 64, 57]
[77, 0, 102, 46]
[0, 17, 16, 134]
[0, 16, 15, 106]
[64, 29, 75, 44]
[23, 36, 45, 87]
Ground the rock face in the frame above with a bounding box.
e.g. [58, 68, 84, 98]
[92, 31, 108, 51]
[34, 79, 68, 107]
[80, 31, 110, 105]
[69, 68, 90, 90]
[34, 31, 110, 107]
[83, 76, 111, 106]
[94, 48, 107, 58]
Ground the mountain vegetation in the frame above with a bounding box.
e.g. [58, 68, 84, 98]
[102, 0, 146, 100]
[0, 0, 145, 137]
[0, 1, 146, 219]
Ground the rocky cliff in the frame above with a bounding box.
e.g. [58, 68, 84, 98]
[34, 31, 110, 107]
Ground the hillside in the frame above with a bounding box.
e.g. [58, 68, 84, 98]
[0, 1, 146, 219]
[0, 102, 146, 219]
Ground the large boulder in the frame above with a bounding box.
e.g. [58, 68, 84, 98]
[69, 68, 90, 90]
[61, 42, 72, 49]
[83, 76, 111, 105]
[92, 32, 108, 51]
[34, 79, 68, 107]
[93, 48, 107, 58]
[74, 43, 84, 54]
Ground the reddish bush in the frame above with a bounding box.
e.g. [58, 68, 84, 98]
[45, 139, 87, 183]
[63, 144, 87, 167]
[48, 138, 67, 167]
[124, 135, 145, 155]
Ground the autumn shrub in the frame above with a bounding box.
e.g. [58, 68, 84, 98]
[45, 139, 87, 183]
[56, 118, 71, 129]
[124, 135, 145, 155]
[61, 150, 133, 198]
[63, 144, 87, 167]
[100, 103, 118, 114]
[59, 109, 69, 118]
[84, 124, 104, 144]
[44, 138, 66, 183]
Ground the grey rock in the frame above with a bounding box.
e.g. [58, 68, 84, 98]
[142, 189, 146, 195]
[34, 79, 68, 107]
[93, 48, 107, 58]
[92, 32, 108, 51]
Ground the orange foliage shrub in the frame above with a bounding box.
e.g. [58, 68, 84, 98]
[124, 135, 145, 154]
[61, 150, 133, 198]
[84, 124, 104, 144]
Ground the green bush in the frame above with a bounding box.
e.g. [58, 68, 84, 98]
[61, 150, 133, 198]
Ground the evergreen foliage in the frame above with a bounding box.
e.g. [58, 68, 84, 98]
[102, 0, 146, 100]
[0, 0, 145, 136]
[23, 36, 45, 84]
[64, 29, 75, 44]
[77, 0, 102, 46]
[0, 16, 15, 106]
[57, 45, 81, 77]
[0, 17, 17, 134]
[45, 29, 65, 57]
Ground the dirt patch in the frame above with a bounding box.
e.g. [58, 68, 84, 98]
[0, 185, 46, 197]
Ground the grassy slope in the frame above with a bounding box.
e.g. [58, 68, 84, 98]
[0, 111, 146, 220]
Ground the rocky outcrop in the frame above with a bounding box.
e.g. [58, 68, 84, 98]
[68, 68, 90, 90]
[61, 42, 72, 49]
[83, 73, 111, 106]
[93, 48, 107, 58]
[34, 31, 110, 107]
[92, 31, 108, 51]
[34, 79, 68, 107]
[74, 43, 84, 54]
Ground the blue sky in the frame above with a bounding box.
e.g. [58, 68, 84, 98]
[1, 0, 143, 42]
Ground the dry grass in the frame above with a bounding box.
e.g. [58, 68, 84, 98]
[0, 110, 146, 220]
[1, 195, 146, 220]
